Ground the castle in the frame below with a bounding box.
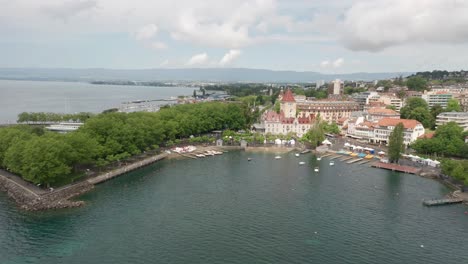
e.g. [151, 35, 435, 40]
[262, 89, 359, 137]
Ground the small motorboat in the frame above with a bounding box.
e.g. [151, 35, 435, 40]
[314, 167, 319, 172]
[275, 156, 281, 160]
[295, 153, 300, 157]
[299, 161, 306, 165]
[329, 160, 335, 166]
[247, 157, 252, 161]
[317, 157, 322, 161]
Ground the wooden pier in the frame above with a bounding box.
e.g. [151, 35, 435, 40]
[371, 162, 421, 174]
[321, 153, 333, 158]
[340, 156, 354, 161]
[423, 198, 463, 206]
[347, 158, 362, 164]
[329, 155, 341, 160]
[357, 160, 371, 165]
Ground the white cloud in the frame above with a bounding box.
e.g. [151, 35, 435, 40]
[150, 41, 167, 50]
[320, 60, 330, 68]
[320, 58, 344, 68]
[186, 53, 209, 66]
[219, 49, 242, 66]
[135, 24, 158, 41]
[342, 0, 468, 51]
[332, 58, 344, 68]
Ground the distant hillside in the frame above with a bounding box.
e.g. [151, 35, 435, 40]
[0, 68, 411, 83]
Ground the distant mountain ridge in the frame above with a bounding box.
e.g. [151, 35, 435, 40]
[0, 68, 411, 82]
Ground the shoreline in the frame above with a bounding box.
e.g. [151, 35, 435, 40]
[0, 145, 247, 211]
[1, 145, 466, 211]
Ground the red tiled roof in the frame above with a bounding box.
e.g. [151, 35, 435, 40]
[377, 118, 421, 129]
[281, 89, 296, 102]
[418, 132, 435, 139]
[368, 108, 398, 115]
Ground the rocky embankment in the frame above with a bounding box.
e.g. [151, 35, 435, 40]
[0, 152, 169, 211]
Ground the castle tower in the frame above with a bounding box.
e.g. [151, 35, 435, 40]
[281, 89, 296, 118]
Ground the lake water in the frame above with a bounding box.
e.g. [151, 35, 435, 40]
[1, 151, 467, 264]
[0, 80, 194, 123]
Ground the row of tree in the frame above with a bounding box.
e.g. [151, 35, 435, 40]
[17, 112, 94, 123]
[0, 102, 250, 186]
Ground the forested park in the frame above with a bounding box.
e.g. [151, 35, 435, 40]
[0, 102, 251, 187]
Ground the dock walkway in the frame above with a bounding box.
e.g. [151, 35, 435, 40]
[371, 162, 421, 174]
[347, 158, 363, 164]
[423, 198, 463, 206]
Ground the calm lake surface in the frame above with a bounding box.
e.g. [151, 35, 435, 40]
[0, 80, 194, 123]
[1, 151, 467, 264]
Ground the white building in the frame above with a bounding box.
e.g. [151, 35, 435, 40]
[46, 122, 84, 133]
[436, 112, 468, 131]
[328, 79, 344, 95]
[373, 118, 425, 145]
[421, 90, 453, 108]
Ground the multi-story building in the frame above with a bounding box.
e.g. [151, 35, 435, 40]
[436, 112, 468, 131]
[373, 118, 425, 145]
[353, 91, 379, 110]
[421, 90, 453, 108]
[453, 93, 468, 112]
[367, 108, 400, 121]
[328, 79, 344, 95]
[377, 94, 403, 112]
[296, 100, 360, 123]
[263, 89, 359, 137]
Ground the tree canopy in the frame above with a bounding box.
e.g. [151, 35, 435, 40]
[388, 123, 404, 163]
[446, 99, 461, 112]
[411, 122, 467, 158]
[406, 76, 428, 91]
[0, 102, 251, 186]
[400, 97, 433, 128]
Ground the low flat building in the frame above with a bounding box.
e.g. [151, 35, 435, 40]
[436, 112, 468, 131]
[46, 122, 84, 133]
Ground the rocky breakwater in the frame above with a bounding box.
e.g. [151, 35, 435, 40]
[0, 174, 94, 211]
[0, 152, 169, 211]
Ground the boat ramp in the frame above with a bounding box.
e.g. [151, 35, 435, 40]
[346, 158, 363, 164]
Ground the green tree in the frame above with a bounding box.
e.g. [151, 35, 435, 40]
[301, 119, 325, 148]
[386, 105, 397, 111]
[322, 122, 340, 134]
[430, 104, 444, 125]
[388, 123, 404, 163]
[446, 99, 461, 112]
[400, 97, 433, 128]
[406, 76, 428, 91]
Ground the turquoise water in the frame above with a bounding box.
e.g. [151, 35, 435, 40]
[0, 80, 193, 123]
[1, 151, 467, 263]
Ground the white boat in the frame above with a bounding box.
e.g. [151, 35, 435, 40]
[299, 161, 306, 165]
[317, 157, 322, 161]
[195, 154, 205, 158]
[330, 160, 335, 166]
[295, 153, 300, 157]
[275, 156, 281, 160]
[314, 167, 319, 172]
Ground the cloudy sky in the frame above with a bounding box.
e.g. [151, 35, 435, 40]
[1, 0, 468, 73]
